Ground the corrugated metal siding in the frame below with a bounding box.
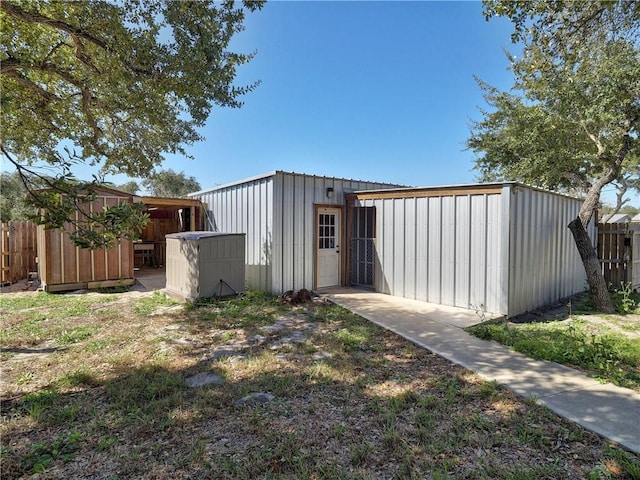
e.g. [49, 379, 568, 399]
[272, 172, 402, 293]
[358, 185, 590, 317]
[193, 175, 273, 292]
[193, 171, 401, 293]
[507, 186, 591, 317]
[359, 191, 506, 314]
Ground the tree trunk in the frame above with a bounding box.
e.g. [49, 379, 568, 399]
[568, 217, 615, 313]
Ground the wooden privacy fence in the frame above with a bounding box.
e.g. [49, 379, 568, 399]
[1, 220, 38, 285]
[597, 222, 639, 290]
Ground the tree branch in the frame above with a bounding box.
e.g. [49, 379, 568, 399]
[1, 1, 110, 51]
[0, 56, 21, 74]
[1, 145, 111, 229]
[2, 70, 59, 103]
[601, 177, 630, 223]
[71, 35, 101, 75]
[578, 119, 604, 156]
[43, 40, 71, 63]
[1, 1, 153, 76]
[578, 134, 633, 227]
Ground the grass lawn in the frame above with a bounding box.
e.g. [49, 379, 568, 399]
[467, 292, 640, 392]
[1, 289, 639, 479]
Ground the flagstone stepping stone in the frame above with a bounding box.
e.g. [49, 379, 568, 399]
[185, 372, 225, 388]
[234, 392, 275, 407]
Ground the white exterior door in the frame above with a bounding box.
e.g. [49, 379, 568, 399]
[317, 207, 341, 288]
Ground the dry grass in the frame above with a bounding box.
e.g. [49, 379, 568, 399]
[1, 289, 639, 479]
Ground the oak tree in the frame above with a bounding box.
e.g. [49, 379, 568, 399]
[468, 1, 640, 312]
[141, 169, 201, 198]
[1, 0, 262, 247]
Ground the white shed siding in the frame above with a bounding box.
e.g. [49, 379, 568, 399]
[192, 171, 401, 293]
[272, 172, 400, 293]
[359, 185, 589, 317]
[414, 198, 428, 301]
[358, 190, 506, 314]
[490, 189, 509, 314]
[506, 186, 590, 317]
[427, 196, 443, 303]
[194, 175, 274, 292]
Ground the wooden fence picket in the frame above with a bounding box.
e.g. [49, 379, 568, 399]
[597, 222, 635, 289]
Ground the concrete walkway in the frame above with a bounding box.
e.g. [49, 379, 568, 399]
[320, 288, 640, 454]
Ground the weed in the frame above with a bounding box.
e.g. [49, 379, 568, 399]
[51, 403, 83, 423]
[350, 441, 373, 466]
[479, 380, 500, 399]
[106, 364, 186, 428]
[333, 423, 347, 438]
[21, 431, 82, 474]
[382, 425, 407, 455]
[57, 325, 97, 344]
[97, 436, 117, 452]
[604, 444, 640, 478]
[312, 305, 350, 323]
[85, 338, 111, 352]
[473, 303, 488, 323]
[20, 390, 60, 421]
[0, 317, 46, 346]
[16, 371, 35, 385]
[305, 361, 344, 384]
[613, 282, 638, 314]
[387, 389, 418, 412]
[335, 327, 368, 349]
[57, 368, 101, 388]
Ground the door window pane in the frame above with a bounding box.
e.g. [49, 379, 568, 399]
[319, 213, 336, 249]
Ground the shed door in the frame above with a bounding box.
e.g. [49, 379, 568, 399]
[350, 207, 375, 287]
[317, 207, 341, 288]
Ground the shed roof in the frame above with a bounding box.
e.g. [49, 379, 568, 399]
[189, 170, 406, 196]
[349, 181, 583, 201]
[601, 213, 631, 224]
[137, 196, 203, 209]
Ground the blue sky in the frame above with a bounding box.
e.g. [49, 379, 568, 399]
[159, 0, 633, 205]
[4, 0, 635, 206]
[176, 0, 516, 190]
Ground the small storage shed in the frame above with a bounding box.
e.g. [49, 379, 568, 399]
[601, 213, 631, 224]
[37, 187, 136, 292]
[165, 232, 245, 301]
[36, 188, 206, 292]
[191, 171, 592, 318]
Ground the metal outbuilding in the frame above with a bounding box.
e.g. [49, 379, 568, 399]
[601, 213, 631, 224]
[190, 171, 403, 293]
[349, 183, 592, 318]
[191, 171, 592, 318]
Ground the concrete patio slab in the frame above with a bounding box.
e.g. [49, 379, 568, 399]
[133, 267, 166, 291]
